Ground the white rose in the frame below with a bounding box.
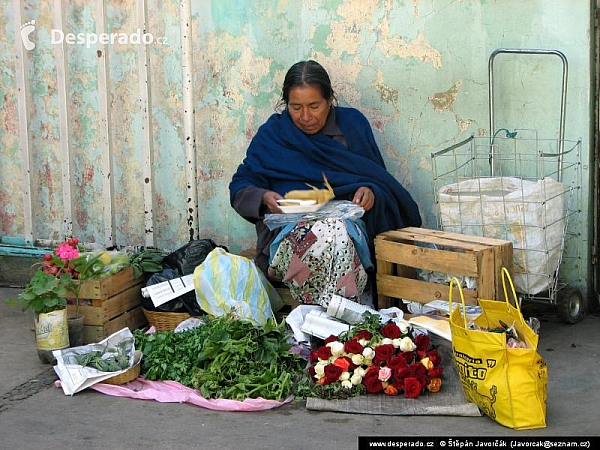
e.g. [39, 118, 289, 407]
[339, 371, 351, 381]
[351, 354, 364, 366]
[363, 359, 373, 366]
[381, 338, 393, 345]
[398, 320, 410, 334]
[392, 338, 402, 348]
[350, 373, 363, 385]
[341, 380, 353, 389]
[362, 347, 375, 359]
[327, 341, 345, 356]
[399, 336, 416, 352]
[356, 367, 367, 377]
[358, 339, 369, 347]
[314, 363, 326, 377]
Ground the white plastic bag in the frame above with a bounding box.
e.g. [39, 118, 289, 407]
[438, 176, 565, 294]
[193, 248, 283, 326]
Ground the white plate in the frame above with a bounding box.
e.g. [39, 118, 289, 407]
[278, 202, 328, 214]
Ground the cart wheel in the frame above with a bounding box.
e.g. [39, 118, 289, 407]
[557, 287, 586, 324]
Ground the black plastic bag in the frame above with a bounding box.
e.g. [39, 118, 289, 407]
[142, 239, 228, 315]
[162, 239, 228, 276]
[141, 268, 188, 313]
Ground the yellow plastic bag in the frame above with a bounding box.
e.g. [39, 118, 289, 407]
[449, 268, 548, 429]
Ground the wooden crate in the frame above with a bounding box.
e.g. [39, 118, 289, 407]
[375, 227, 513, 308]
[66, 267, 147, 343]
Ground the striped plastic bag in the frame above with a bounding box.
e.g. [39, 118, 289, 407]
[193, 248, 283, 326]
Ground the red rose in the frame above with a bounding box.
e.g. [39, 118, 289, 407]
[414, 334, 430, 353]
[381, 323, 401, 339]
[324, 364, 343, 381]
[317, 346, 332, 360]
[428, 366, 443, 378]
[364, 376, 384, 393]
[410, 362, 427, 376]
[364, 366, 380, 380]
[427, 349, 441, 366]
[308, 366, 316, 378]
[394, 366, 412, 381]
[415, 373, 428, 389]
[392, 378, 404, 392]
[333, 356, 351, 372]
[344, 340, 364, 355]
[402, 351, 415, 364]
[374, 344, 395, 361]
[324, 335, 339, 344]
[387, 354, 407, 370]
[355, 330, 373, 341]
[404, 377, 422, 398]
[309, 350, 319, 364]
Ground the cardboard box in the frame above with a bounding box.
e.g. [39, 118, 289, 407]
[375, 227, 513, 309]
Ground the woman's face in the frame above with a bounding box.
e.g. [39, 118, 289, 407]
[287, 85, 331, 135]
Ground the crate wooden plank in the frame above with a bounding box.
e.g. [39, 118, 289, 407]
[375, 228, 513, 308]
[376, 273, 478, 305]
[375, 239, 481, 277]
[400, 227, 514, 247]
[377, 229, 491, 253]
[66, 266, 140, 300]
[396, 227, 513, 301]
[67, 282, 144, 326]
[81, 306, 147, 344]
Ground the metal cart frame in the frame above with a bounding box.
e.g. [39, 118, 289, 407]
[431, 49, 585, 323]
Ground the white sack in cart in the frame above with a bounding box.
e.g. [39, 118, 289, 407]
[438, 176, 565, 295]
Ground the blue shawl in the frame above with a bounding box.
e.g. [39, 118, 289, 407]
[229, 106, 422, 239]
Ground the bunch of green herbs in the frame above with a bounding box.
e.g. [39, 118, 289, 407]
[133, 314, 306, 401]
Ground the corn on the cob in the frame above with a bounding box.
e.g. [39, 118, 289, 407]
[283, 173, 334, 204]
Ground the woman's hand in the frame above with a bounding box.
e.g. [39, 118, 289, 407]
[263, 190, 284, 214]
[353, 186, 375, 211]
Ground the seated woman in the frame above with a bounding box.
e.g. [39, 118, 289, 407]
[229, 60, 421, 306]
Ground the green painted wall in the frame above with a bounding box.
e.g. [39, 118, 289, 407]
[0, 0, 593, 294]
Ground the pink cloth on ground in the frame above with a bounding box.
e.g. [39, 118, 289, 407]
[55, 378, 291, 411]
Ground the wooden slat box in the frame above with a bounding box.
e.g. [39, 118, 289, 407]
[66, 267, 147, 343]
[375, 227, 513, 309]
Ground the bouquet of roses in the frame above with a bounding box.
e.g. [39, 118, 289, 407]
[305, 313, 443, 398]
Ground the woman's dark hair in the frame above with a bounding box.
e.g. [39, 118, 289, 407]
[277, 60, 337, 108]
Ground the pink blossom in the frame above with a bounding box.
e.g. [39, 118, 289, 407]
[56, 244, 79, 260]
[378, 367, 392, 382]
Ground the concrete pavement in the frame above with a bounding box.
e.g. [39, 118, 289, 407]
[1, 286, 599, 450]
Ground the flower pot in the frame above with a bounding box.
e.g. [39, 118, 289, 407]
[67, 314, 85, 348]
[34, 308, 69, 364]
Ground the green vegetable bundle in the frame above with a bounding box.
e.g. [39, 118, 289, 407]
[129, 249, 167, 278]
[134, 315, 306, 401]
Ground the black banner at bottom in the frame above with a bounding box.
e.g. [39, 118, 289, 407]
[358, 436, 597, 450]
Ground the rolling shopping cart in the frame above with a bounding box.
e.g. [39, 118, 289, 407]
[431, 49, 584, 323]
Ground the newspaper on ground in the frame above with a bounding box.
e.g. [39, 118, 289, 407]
[287, 296, 406, 342]
[53, 327, 140, 396]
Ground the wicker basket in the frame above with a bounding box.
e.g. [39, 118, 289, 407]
[142, 308, 191, 331]
[103, 351, 142, 385]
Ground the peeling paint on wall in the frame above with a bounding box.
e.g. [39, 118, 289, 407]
[0, 0, 592, 292]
